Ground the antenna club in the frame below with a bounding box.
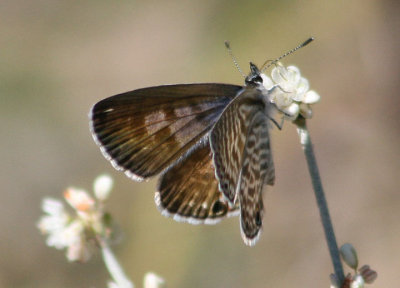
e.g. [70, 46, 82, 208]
[260, 37, 315, 73]
[301, 37, 315, 47]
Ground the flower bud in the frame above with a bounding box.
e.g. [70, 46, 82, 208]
[359, 265, 377, 284]
[340, 243, 359, 270]
[94, 174, 114, 200]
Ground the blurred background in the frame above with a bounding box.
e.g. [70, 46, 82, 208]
[1, 0, 399, 287]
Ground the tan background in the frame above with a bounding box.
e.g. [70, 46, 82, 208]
[1, 0, 399, 287]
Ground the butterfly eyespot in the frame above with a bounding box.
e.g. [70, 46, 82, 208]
[255, 211, 262, 227]
[212, 200, 226, 215]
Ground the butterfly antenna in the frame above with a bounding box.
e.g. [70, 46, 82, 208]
[225, 41, 246, 78]
[260, 37, 314, 73]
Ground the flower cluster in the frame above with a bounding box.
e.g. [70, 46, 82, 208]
[330, 243, 377, 288]
[38, 175, 166, 288]
[262, 63, 320, 121]
[37, 174, 113, 262]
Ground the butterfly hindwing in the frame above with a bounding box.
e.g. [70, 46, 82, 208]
[90, 84, 242, 181]
[210, 87, 275, 245]
[156, 141, 239, 224]
[238, 111, 274, 245]
[210, 87, 270, 202]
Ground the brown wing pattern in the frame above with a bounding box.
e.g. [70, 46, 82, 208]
[238, 111, 274, 245]
[210, 87, 275, 245]
[90, 84, 241, 181]
[210, 88, 266, 202]
[156, 142, 239, 224]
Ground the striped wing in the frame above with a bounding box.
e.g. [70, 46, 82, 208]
[156, 142, 239, 224]
[90, 84, 242, 181]
[238, 111, 274, 245]
[210, 87, 275, 245]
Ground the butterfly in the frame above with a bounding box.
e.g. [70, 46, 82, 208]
[89, 38, 313, 246]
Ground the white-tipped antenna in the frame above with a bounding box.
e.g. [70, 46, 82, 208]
[225, 41, 246, 78]
[260, 37, 314, 73]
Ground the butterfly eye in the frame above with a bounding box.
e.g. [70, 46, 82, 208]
[253, 75, 263, 84]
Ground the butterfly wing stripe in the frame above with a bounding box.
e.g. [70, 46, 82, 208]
[111, 109, 222, 177]
[93, 101, 225, 149]
[95, 103, 226, 137]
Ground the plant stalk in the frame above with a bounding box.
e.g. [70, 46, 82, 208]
[101, 239, 134, 288]
[294, 117, 345, 285]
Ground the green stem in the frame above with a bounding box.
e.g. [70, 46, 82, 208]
[294, 117, 345, 285]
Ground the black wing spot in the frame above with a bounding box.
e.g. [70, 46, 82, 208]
[255, 211, 262, 227]
[212, 200, 226, 216]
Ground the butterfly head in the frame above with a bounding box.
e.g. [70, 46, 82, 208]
[245, 62, 263, 86]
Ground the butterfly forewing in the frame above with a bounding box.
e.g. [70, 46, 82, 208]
[210, 87, 275, 245]
[90, 84, 242, 181]
[156, 141, 239, 224]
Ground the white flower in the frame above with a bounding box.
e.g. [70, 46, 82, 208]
[37, 198, 70, 249]
[62, 220, 84, 245]
[262, 63, 320, 120]
[66, 239, 92, 262]
[38, 198, 94, 261]
[144, 272, 166, 288]
[351, 274, 365, 288]
[38, 175, 115, 263]
[64, 187, 95, 212]
[94, 174, 113, 201]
